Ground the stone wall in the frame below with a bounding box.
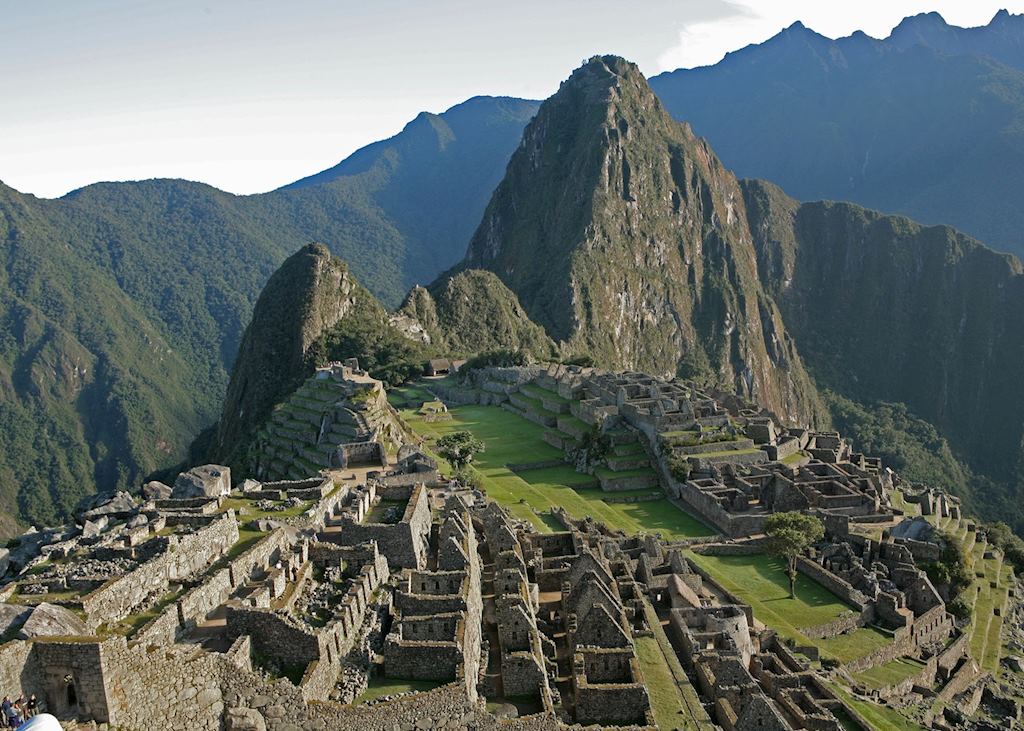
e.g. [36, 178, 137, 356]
[845, 632, 915, 673]
[81, 512, 239, 629]
[802, 608, 872, 641]
[31, 640, 112, 722]
[797, 557, 868, 609]
[226, 607, 321, 668]
[694, 542, 764, 556]
[332, 485, 431, 568]
[101, 635, 306, 731]
[305, 681, 475, 731]
[0, 640, 37, 702]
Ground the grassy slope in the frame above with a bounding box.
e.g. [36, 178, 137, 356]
[688, 553, 889, 663]
[396, 393, 714, 538]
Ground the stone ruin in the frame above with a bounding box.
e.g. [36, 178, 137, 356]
[253, 362, 401, 481]
[0, 364, 1013, 731]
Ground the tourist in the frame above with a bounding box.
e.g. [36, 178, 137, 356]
[2, 696, 21, 729]
[24, 696, 36, 720]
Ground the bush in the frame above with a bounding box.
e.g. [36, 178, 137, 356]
[563, 353, 595, 367]
[667, 454, 691, 482]
[947, 595, 971, 621]
[452, 468, 481, 490]
[462, 349, 529, 371]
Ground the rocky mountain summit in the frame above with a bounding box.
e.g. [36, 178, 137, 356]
[451, 56, 826, 426]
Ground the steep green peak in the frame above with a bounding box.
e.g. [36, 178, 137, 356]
[215, 242, 381, 466]
[452, 56, 825, 427]
[397, 270, 555, 358]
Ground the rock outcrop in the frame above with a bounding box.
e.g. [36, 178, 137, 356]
[399, 270, 556, 358]
[215, 244, 385, 465]
[18, 602, 90, 639]
[450, 55, 826, 426]
[173, 465, 232, 499]
[743, 178, 1024, 519]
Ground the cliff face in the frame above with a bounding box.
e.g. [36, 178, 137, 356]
[744, 179, 1024, 491]
[215, 243, 386, 464]
[399, 270, 555, 357]
[457, 56, 826, 425]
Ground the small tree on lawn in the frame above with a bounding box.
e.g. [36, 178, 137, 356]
[436, 431, 485, 472]
[764, 512, 824, 599]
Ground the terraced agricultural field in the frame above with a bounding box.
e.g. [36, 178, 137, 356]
[688, 553, 890, 663]
[854, 657, 927, 689]
[394, 389, 714, 538]
[926, 511, 1012, 674]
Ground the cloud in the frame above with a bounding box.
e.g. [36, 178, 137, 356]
[655, 0, 773, 72]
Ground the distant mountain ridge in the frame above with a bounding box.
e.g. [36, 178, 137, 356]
[649, 10, 1024, 257]
[0, 95, 537, 536]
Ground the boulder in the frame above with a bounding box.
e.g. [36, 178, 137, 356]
[81, 517, 110, 538]
[225, 707, 266, 731]
[76, 491, 139, 523]
[173, 465, 232, 499]
[240, 479, 262, 493]
[18, 602, 90, 639]
[127, 514, 148, 528]
[143, 480, 173, 500]
[248, 519, 283, 532]
[0, 604, 30, 636]
[0, 547, 9, 578]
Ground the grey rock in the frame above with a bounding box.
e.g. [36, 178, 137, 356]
[173, 465, 232, 499]
[82, 516, 110, 538]
[143, 480, 173, 500]
[263, 705, 285, 719]
[250, 695, 270, 709]
[248, 519, 284, 532]
[196, 688, 221, 707]
[241, 479, 262, 493]
[127, 514, 148, 528]
[18, 602, 90, 638]
[0, 547, 8, 578]
[225, 707, 266, 731]
[77, 490, 139, 522]
[0, 604, 31, 636]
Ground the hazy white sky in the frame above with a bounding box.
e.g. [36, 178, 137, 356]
[2, 0, 1020, 198]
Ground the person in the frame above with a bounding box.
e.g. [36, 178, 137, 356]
[2, 696, 21, 729]
[24, 697, 36, 720]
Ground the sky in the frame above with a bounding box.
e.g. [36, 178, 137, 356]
[2, 0, 1021, 198]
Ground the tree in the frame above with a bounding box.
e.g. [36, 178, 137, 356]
[764, 512, 824, 599]
[436, 431, 485, 471]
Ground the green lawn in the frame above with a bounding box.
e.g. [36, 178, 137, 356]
[397, 397, 714, 538]
[827, 681, 925, 731]
[221, 496, 312, 521]
[854, 658, 926, 690]
[637, 599, 714, 730]
[353, 677, 442, 705]
[636, 636, 693, 730]
[688, 553, 887, 663]
[927, 511, 1012, 674]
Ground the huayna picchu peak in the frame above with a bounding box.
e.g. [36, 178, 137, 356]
[451, 55, 826, 426]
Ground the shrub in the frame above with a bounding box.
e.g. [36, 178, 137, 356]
[462, 349, 529, 371]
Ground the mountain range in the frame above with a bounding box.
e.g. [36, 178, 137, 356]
[213, 55, 1024, 537]
[2, 11, 1024, 537]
